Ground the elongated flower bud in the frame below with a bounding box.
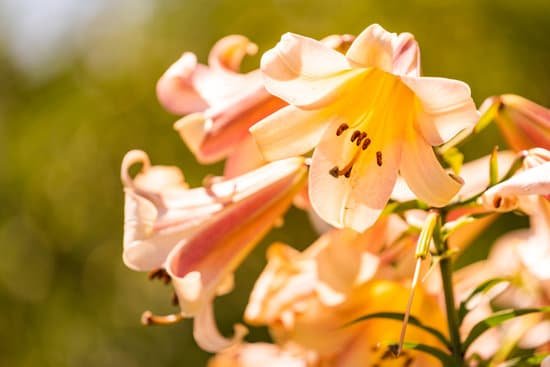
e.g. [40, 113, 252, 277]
[480, 94, 550, 152]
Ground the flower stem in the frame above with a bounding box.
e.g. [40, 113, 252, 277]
[439, 254, 463, 366]
[433, 216, 464, 366]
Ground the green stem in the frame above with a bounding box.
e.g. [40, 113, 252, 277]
[439, 255, 463, 366]
[433, 215, 464, 366]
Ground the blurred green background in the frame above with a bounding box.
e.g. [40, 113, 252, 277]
[0, 0, 548, 366]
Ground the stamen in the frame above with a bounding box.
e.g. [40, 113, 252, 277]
[336, 123, 349, 136]
[141, 310, 184, 326]
[148, 268, 171, 285]
[329, 167, 340, 178]
[376, 151, 383, 166]
[355, 132, 367, 146]
[350, 130, 361, 142]
[361, 138, 371, 150]
[396, 257, 423, 356]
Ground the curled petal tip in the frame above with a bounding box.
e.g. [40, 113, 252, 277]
[121, 150, 151, 188]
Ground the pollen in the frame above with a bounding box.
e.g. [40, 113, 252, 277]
[336, 123, 349, 136]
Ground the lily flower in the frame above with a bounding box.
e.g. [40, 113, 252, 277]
[121, 150, 307, 351]
[479, 94, 550, 152]
[163, 158, 307, 352]
[251, 24, 478, 231]
[481, 149, 550, 286]
[157, 35, 285, 176]
[245, 222, 446, 367]
[158, 34, 354, 177]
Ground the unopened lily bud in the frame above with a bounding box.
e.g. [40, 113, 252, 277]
[480, 94, 550, 152]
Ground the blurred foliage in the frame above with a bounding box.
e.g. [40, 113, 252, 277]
[0, 0, 548, 366]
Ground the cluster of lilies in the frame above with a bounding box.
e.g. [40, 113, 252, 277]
[121, 24, 550, 367]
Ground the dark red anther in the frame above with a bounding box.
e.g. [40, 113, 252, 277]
[329, 166, 340, 177]
[356, 132, 367, 146]
[362, 138, 371, 150]
[350, 130, 361, 142]
[376, 151, 383, 166]
[336, 123, 349, 136]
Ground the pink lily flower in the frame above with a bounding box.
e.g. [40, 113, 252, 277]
[121, 150, 307, 351]
[156, 35, 285, 176]
[157, 34, 354, 177]
[479, 94, 550, 152]
[251, 24, 478, 231]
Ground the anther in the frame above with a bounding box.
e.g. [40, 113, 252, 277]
[141, 310, 184, 326]
[329, 167, 340, 178]
[350, 130, 361, 142]
[376, 151, 383, 166]
[356, 132, 367, 146]
[362, 138, 371, 150]
[336, 123, 349, 136]
[148, 268, 171, 285]
[493, 196, 502, 209]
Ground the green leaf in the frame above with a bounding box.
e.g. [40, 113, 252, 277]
[440, 147, 464, 175]
[457, 277, 510, 324]
[398, 342, 459, 367]
[462, 307, 550, 352]
[345, 312, 451, 350]
[499, 353, 549, 367]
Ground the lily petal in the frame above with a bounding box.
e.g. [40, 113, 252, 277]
[261, 33, 366, 109]
[207, 35, 258, 73]
[156, 52, 210, 114]
[174, 86, 285, 164]
[391, 32, 421, 77]
[345, 24, 394, 71]
[482, 162, 550, 212]
[222, 135, 266, 178]
[193, 302, 248, 353]
[401, 75, 478, 145]
[399, 129, 463, 206]
[250, 105, 336, 161]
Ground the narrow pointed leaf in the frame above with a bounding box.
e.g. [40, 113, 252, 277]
[399, 342, 459, 367]
[345, 312, 451, 349]
[457, 277, 510, 324]
[462, 307, 550, 352]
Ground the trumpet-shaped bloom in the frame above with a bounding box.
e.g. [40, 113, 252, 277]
[164, 159, 306, 351]
[157, 35, 286, 175]
[121, 150, 307, 351]
[251, 24, 478, 231]
[480, 94, 550, 152]
[245, 224, 445, 367]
